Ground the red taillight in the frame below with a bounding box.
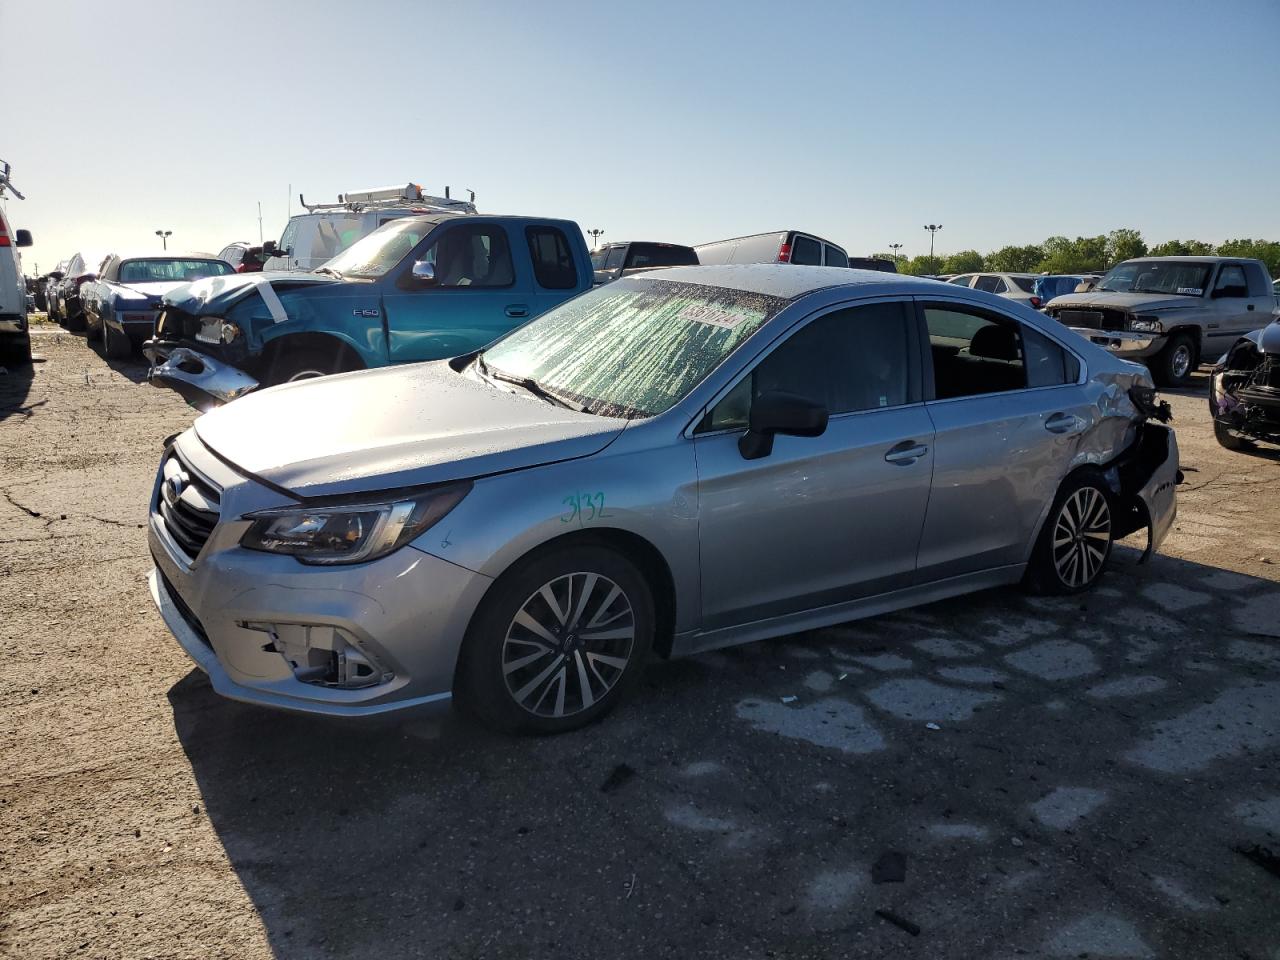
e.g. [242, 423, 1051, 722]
[1030, 296, 1042, 308]
[236, 263, 248, 273]
[776, 241, 792, 263]
[0, 223, 9, 247]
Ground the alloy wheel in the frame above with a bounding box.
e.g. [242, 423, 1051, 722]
[502, 572, 635, 719]
[1052, 487, 1111, 588]
[1170, 344, 1192, 380]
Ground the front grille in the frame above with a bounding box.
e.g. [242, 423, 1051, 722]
[1056, 308, 1126, 332]
[156, 450, 222, 561]
[157, 565, 212, 648]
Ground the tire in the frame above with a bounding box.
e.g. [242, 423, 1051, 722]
[86, 311, 103, 342]
[456, 544, 655, 734]
[262, 346, 360, 386]
[0, 332, 32, 367]
[1213, 418, 1253, 451]
[1024, 472, 1115, 595]
[1150, 333, 1196, 387]
[102, 319, 132, 359]
[64, 308, 86, 333]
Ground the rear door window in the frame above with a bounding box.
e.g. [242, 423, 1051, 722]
[974, 275, 1008, 293]
[790, 234, 823, 265]
[526, 226, 579, 290]
[924, 305, 1027, 399]
[824, 245, 849, 267]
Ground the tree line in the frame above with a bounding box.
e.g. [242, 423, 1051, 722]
[872, 230, 1280, 278]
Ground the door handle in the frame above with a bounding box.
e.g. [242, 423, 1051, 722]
[505, 304, 529, 318]
[1045, 412, 1083, 435]
[1247, 304, 1255, 311]
[884, 441, 928, 464]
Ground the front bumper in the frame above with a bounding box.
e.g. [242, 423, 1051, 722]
[144, 340, 259, 410]
[1069, 328, 1165, 359]
[148, 434, 494, 718]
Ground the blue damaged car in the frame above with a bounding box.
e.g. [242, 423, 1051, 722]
[144, 214, 592, 409]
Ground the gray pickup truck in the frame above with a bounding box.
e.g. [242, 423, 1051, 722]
[1044, 256, 1276, 385]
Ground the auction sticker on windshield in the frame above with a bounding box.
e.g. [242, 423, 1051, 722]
[1177, 287, 1203, 296]
[679, 303, 751, 329]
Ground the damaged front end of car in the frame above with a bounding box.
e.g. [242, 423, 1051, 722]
[1209, 322, 1280, 449]
[144, 339, 260, 413]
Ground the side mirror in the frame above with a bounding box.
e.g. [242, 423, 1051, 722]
[411, 260, 437, 285]
[14, 229, 32, 247]
[738, 391, 828, 460]
[1213, 285, 1248, 299]
[262, 240, 279, 256]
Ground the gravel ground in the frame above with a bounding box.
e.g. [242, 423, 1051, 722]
[2, 325, 1279, 959]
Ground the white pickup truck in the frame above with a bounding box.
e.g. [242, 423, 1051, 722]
[0, 161, 34, 367]
[1044, 256, 1276, 386]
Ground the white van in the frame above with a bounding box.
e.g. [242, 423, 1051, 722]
[262, 183, 476, 272]
[0, 162, 33, 366]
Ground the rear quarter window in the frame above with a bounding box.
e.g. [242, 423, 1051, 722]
[526, 226, 579, 290]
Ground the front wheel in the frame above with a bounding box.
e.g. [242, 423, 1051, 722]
[1151, 333, 1196, 387]
[261, 346, 361, 386]
[457, 544, 655, 734]
[1024, 474, 1114, 595]
[102, 320, 131, 359]
[1213, 418, 1253, 451]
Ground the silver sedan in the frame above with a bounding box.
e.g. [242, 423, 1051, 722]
[147, 265, 1179, 733]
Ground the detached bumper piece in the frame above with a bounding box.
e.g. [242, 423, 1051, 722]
[1106, 423, 1180, 561]
[143, 340, 259, 411]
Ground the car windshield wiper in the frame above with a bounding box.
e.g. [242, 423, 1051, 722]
[314, 266, 343, 278]
[476, 357, 588, 413]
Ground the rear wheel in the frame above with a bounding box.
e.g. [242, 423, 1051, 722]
[1024, 473, 1114, 595]
[102, 319, 131, 359]
[1213, 418, 1253, 451]
[1151, 333, 1196, 387]
[457, 544, 654, 734]
[0, 332, 32, 367]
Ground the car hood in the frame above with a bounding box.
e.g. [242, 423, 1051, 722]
[162, 271, 338, 316]
[193, 361, 628, 497]
[1047, 291, 1199, 313]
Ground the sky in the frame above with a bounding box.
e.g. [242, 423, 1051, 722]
[4, 0, 1279, 274]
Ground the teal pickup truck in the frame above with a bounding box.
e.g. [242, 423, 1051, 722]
[144, 214, 593, 408]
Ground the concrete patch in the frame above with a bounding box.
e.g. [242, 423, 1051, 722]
[784, 644, 823, 660]
[864, 677, 1001, 722]
[735, 698, 886, 754]
[1086, 675, 1167, 699]
[1200, 569, 1259, 592]
[937, 665, 1008, 685]
[1030, 787, 1108, 829]
[913, 637, 983, 659]
[1124, 637, 1163, 664]
[927, 822, 990, 841]
[1125, 681, 1280, 773]
[1140, 582, 1212, 611]
[1107, 607, 1183, 636]
[803, 670, 834, 693]
[1233, 796, 1280, 835]
[664, 803, 735, 833]
[1152, 875, 1217, 912]
[804, 867, 865, 912]
[1044, 913, 1153, 957]
[854, 653, 914, 672]
[980, 614, 1059, 647]
[1228, 640, 1280, 668]
[1004, 640, 1099, 681]
[680, 761, 723, 778]
[803, 870, 865, 911]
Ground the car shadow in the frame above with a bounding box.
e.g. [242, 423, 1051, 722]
[169, 548, 1280, 958]
[0, 355, 36, 422]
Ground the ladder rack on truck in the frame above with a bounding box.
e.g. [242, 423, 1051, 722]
[298, 182, 476, 215]
[0, 160, 25, 200]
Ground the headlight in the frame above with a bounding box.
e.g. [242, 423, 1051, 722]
[240, 483, 470, 564]
[1128, 315, 1163, 333]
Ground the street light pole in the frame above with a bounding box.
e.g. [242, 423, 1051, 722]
[888, 242, 903, 265]
[587, 228, 605, 249]
[923, 224, 942, 273]
[155, 229, 172, 251]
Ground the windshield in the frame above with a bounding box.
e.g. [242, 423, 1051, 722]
[480, 278, 786, 418]
[322, 218, 432, 278]
[119, 258, 232, 283]
[1098, 261, 1211, 296]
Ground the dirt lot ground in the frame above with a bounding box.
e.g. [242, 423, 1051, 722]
[2, 323, 1278, 959]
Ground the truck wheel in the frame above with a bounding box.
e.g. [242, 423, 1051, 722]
[102, 320, 132, 359]
[1023, 472, 1114, 596]
[456, 544, 655, 734]
[0, 332, 32, 367]
[263, 346, 362, 386]
[1213, 419, 1253, 451]
[1151, 333, 1196, 387]
[65, 309, 86, 333]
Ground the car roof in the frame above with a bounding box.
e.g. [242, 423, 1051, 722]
[1123, 256, 1251, 264]
[633, 263, 947, 300]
